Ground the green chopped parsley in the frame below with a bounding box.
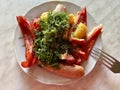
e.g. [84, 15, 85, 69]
[33, 11, 71, 68]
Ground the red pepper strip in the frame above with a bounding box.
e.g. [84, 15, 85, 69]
[69, 37, 86, 46]
[22, 55, 38, 67]
[31, 17, 41, 40]
[72, 39, 97, 64]
[74, 7, 87, 25]
[72, 49, 87, 62]
[66, 26, 73, 41]
[16, 16, 34, 41]
[31, 18, 41, 32]
[87, 24, 103, 44]
[85, 39, 97, 60]
[72, 24, 103, 63]
[76, 58, 82, 65]
[81, 32, 101, 61]
[16, 16, 35, 67]
[83, 25, 103, 60]
[31, 18, 40, 29]
[60, 52, 76, 64]
[32, 55, 38, 64]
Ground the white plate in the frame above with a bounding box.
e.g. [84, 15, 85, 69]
[14, 1, 102, 85]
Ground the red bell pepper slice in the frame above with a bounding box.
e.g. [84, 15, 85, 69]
[31, 18, 40, 30]
[84, 25, 103, 60]
[72, 49, 87, 61]
[16, 16, 36, 68]
[87, 24, 103, 43]
[31, 17, 41, 40]
[74, 7, 87, 25]
[60, 52, 76, 64]
[70, 37, 87, 46]
[72, 24, 103, 63]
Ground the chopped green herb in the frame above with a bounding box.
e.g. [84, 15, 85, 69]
[33, 11, 71, 69]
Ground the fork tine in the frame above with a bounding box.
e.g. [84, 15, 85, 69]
[93, 48, 116, 64]
[102, 60, 112, 69]
[95, 48, 117, 63]
[92, 47, 120, 73]
[91, 49, 112, 69]
[91, 49, 100, 58]
[92, 48, 113, 65]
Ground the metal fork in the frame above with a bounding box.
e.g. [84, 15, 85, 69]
[91, 47, 120, 73]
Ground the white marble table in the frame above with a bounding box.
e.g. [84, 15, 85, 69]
[0, 0, 120, 90]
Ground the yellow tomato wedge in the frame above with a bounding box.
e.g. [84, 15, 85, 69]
[73, 23, 87, 39]
[68, 14, 75, 25]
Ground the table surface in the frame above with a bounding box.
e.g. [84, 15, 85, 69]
[0, 0, 120, 90]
